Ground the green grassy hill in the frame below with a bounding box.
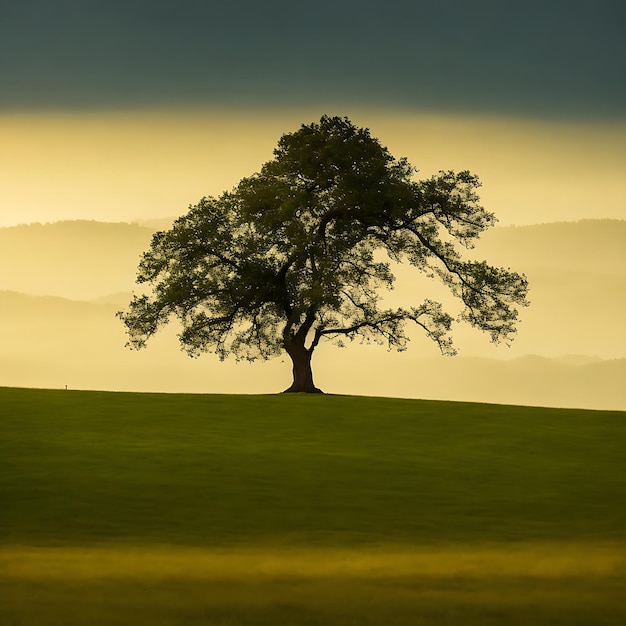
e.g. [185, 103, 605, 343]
[1, 387, 625, 625]
[2, 387, 625, 547]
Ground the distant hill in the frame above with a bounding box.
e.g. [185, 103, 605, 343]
[0, 220, 154, 299]
[0, 290, 624, 410]
[467, 219, 626, 359]
[2, 217, 623, 299]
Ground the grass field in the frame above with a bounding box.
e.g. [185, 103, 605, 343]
[1, 386, 625, 624]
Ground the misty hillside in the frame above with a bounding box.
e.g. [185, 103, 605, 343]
[1, 290, 624, 410]
[470, 220, 626, 358]
[2, 218, 624, 300]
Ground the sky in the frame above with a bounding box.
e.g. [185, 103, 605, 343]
[1, 0, 625, 227]
[2, 0, 625, 117]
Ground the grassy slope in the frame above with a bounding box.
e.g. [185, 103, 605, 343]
[2, 386, 625, 546]
[1, 387, 625, 625]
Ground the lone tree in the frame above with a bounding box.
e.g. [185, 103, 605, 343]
[118, 115, 529, 393]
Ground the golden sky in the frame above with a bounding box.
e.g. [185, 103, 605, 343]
[2, 108, 625, 228]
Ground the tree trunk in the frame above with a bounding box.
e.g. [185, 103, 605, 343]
[283, 340, 323, 393]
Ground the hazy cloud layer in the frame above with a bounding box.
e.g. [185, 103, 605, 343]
[3, 111, 625, 227]
[1, 0, 624, 118]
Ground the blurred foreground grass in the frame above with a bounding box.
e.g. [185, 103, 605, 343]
[2, 544, 625, 625]
[1, 387, 625, 624]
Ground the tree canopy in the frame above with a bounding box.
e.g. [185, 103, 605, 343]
[118, 115, 529, 392]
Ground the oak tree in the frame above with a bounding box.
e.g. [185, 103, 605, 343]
[118, 116, 529, 393]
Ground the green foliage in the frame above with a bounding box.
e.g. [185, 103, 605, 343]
[118, 116, 529, 380]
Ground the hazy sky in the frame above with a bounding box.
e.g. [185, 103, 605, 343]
[1, 1, 625, 227]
